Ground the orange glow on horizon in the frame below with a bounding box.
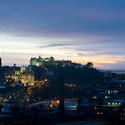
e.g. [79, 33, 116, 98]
[2, 54, 125, 69]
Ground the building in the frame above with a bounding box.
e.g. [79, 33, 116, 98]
[4, 66, 35, 86]
[0, 57, 2, 68]
[30, 56, 74, 68]
[30, 56, 55, 67]
[0, 57, 3, 83]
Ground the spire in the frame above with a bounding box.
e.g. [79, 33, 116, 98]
[0, 57, 2, 68]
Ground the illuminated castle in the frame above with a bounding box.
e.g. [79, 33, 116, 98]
[5, 66, 34, 86]
[30, 56, 54, 67]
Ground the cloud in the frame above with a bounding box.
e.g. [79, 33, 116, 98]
[0, 0, 125, 38]
[98, 61, 125, 70]
[0, 0, 125, 69]
[39, 43, 71, 48]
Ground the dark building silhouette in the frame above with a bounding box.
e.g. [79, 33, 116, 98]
[0, 57, 2, 68]
[0, 57, 2, 83]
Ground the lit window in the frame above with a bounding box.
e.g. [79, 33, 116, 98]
[108, 102, 110, 105]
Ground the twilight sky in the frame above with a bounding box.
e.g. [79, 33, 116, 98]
[0, 0, 125, 70]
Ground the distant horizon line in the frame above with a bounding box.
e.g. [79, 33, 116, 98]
[1, 56, 125, 71]
[1, 64, 125, 72]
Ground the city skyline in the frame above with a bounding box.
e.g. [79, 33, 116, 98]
[0, 0, 125, 70]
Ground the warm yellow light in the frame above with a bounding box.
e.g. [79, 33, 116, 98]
[50, 104, 53, 108]
[56, 100, 60, 104]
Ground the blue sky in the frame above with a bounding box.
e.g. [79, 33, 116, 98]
[0, 0, 125, 69]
